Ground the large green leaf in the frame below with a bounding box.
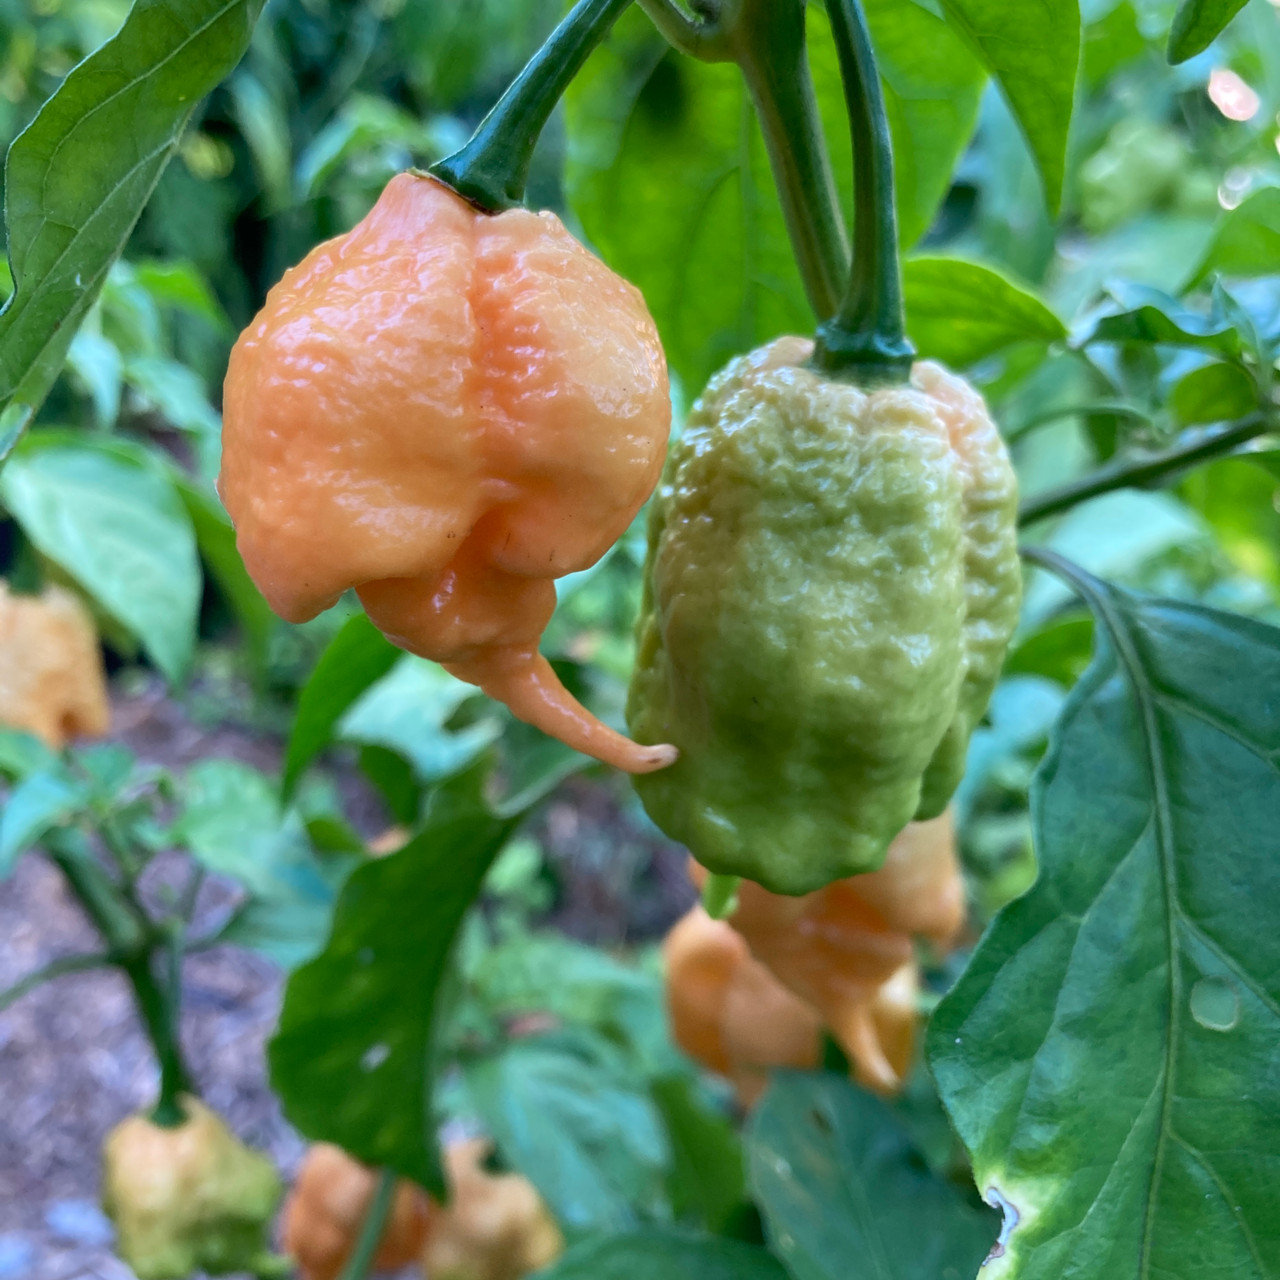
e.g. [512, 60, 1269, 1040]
[0, 434, 200, 681]
[269, 766, 516, 1193]
[903, 257, 1065, 369]
[0, 0, 266, 424]
[747, 1073, 998, 1280]
[1186, 189, 1280, 289]
[565, 2, 983, 391]
[540, 1231, 789, 1280]
[465, 1032, 671, 1231]
[281, 613, 400, 800]
[1167, 0, 1251, 62]
[929, 562, 1280, 1278]
[937, 0, 1080, 212]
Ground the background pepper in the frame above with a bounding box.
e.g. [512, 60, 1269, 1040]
[628, 337, 1020, 893]
[220, 172, 674, 774]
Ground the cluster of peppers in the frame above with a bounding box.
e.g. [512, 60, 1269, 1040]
[104, 0, 1023, 1270]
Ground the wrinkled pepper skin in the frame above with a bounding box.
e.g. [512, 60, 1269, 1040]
[629, 337, 1019, 892]
[100, 1098, 281, 1280]
[694, 810, 963, 1092]
[421, 1137, 564, 1280]
[221, 172, 674, 773]
[282, 1143, 432, 1280]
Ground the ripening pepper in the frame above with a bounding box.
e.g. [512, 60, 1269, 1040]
[100, 1097, 281, 1280]
[628, 337, 1020, 893]
[420, 1137, 564, 1280]
[0, 580, 110, 747]
[220, 172, 675, 773]
[697, 810, 964, 1092]
[282, 1143, 432, 1280]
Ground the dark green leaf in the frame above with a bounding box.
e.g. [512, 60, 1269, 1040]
[651, 1074, 747, 1233]
[0, 0, 266, 423]
[565, 2, 983, 392]
[1169, 360, 1258, 427]
[466, 1033, 671, 1231]
[747, 1073, 998, 1280]
[1076, 283, 1246, 358]
[281, 613, 400, 800]
[937, 0, 1080, 212]
[0, 769, 88, 876]
[539, 1231, 789, 1280]
[929, 568, 1280, 1277]
[270, 766, 515, 1193]
[1167, 0, 1251, 62]
[903, 257, 1065, 369]
[0, 435, 200, 681]
[177, 479, 276, 673]
[1186, 190, 1280, 289]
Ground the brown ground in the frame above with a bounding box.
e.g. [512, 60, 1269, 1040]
[0, 678, 691, 1278]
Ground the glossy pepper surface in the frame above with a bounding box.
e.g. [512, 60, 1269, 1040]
[100, 1097, 281, 1280]
[221, 172, 674, 773]
[628, 336, 1020, 892]
[282, 1142, 432, 1280]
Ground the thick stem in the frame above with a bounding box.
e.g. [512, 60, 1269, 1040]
[810, 0, 913, 383]
[1018, 412, 1273, 527]
[638, 0, 732, 59]
[430, 0, 635, 211]
[336, 1169, 397, 1280]
[731, 1, 849, 320]
[122, 944, 193, 1128]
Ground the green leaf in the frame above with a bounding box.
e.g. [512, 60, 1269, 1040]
[1076, 283, 1247, 359]
[565, 2, 983, 392]
[0, 404, 31, 467]
[1167, 0, 1251, 62]
[1181, 456, 1280, 592]
[1186, 189, 1280, 289]
[539, 1231, 789, 1280]
[0, 769, 88, 876]
[929, 566, 1280, 1278]
[1169, 360, 1257, 427]
[651, 1074, 747, 1233]
[747, 1073, 998, 1280]
[466, 1032, 671, 1232]
[176, 479, 276, 674]
[0, 730, 61, 781]
[281, 613, 400, 800]
[269, 766, 516, 1193]
[903, 257, 1065, 369]
[338, 657, 502, 784]
[0, 0, 266, 423]
[0, 435, 200, 681]
[937, 0, 1080, 213]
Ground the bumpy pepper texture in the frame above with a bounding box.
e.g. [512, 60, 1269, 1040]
[100, 1097, 281, 1280]
[629, 337, 1020, 893]
[0, 581, 109, 747]
[221, 172, 674, 773]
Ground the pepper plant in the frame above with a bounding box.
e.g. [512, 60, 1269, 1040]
[1, 0, 1278, 1278]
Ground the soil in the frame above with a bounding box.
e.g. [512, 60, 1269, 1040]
[0, 677, 693, 1279]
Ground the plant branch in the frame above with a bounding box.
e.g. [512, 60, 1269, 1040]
[637, 0, 732, 58]
[1018, 412, 1275, 527]
[0, 952, 112, 1015]
[430, 0, 635, 211]
[336, 1169, 397, 1280]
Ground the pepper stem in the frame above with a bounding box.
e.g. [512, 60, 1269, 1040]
[430, 0, 635, 212]
[701, 873, 741, 920]
[810, 0, 914, 384]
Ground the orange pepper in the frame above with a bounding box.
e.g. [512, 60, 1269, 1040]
[0, 580, 109, 747]
[220, 173, 674, 773]
[690, 810, 964, 1093]
[282, 1143, 432, 1280]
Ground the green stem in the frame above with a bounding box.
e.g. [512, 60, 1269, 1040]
[731, 0, 849, 320]
[810, 0, 913, 383]
[637, 0, 732, 59]
[122, 944, 192, 1127]
[701, 873, 741, 920]
[430, 0, 635, 211]
[1018, 412, 1273, 527]
[0, 952, 112, 1014]
[336, 1169, 397, 1280]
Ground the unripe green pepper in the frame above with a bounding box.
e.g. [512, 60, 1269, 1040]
[101, 1097, 282, 1279]
[627, 336, 1020, 895]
